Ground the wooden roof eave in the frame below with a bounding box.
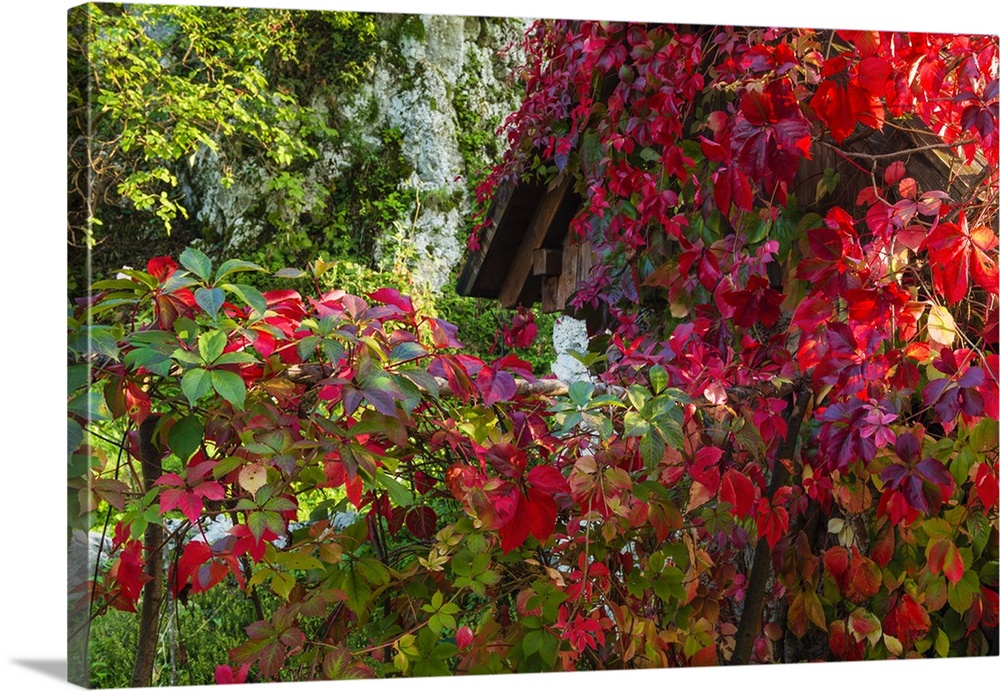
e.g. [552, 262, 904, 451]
[457, 172, 579, 309]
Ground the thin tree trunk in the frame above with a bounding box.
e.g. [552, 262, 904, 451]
[168, 595, 178, 686]
[131, 415, 164, 687]
[240, 555, 265, 622]
[731, 389, 811, 665]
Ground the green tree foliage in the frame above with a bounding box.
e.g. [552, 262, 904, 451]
[67, 4, 383, 288]
[69, 4, 316, 236]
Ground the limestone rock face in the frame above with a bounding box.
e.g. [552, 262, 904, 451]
[351, 14, 525, 292]
[191, 12, 526, 293]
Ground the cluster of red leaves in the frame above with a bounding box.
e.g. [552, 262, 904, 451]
[469, 18, 998, 665]
[819, 31, 1000, 166]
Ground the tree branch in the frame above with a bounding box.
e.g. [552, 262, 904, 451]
[730, 386, 812, 665]
[818, 138, 976, 161]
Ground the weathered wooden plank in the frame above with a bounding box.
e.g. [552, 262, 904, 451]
[533, 248, 563, 276]
[455, 178, 517, 298]
[554, 239, 593, 312]
[541, 276, 559, 313]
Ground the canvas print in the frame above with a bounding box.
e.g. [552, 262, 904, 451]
[68, 2, 999, 687]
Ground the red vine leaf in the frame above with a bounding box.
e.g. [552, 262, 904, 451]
[921, 213, 1000, 304]
[718, 468, 755, 518]
[975, 462, 999, 509]
[927, 538, 964, 584]
[405, 506, 438, 541]
[845, 547, 882, 603]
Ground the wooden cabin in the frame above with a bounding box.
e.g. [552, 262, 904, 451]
[456, 174, 589, 314]
[457, 125, 988, 316]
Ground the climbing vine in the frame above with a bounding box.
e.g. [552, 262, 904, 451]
[472, 20, 999, 662]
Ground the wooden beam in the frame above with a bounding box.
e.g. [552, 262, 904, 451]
[541, 276, 559, 313]
[455, 179, 517, 297]
[498, 175, 572, 308]
[533, 248, 562, 276]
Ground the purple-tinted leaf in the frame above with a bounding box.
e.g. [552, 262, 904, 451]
[934, 349, 960, 375]
[342, 387, 363, 416]
[936, 389, 961, 423]
[881, 463, 907, 488]
[902, 474, 928, 512]
[818, 420, 869, 471]
[363, 386, 398, 417]
[915, 457, 951, 487]
[921, 378, 950, 410]
[985, 78, 1000, 101]
[772, 118, 811, 154]
[478, 367, 516, 406]
[956, 367, 984, 388]
[857, 435, 876, 463]
[894, 432, 920, 462]
[359, 373, 403, 417]
[959, 388, 985, 417]
[340, 294, 368, 320]
[921, 480, 944, 515]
